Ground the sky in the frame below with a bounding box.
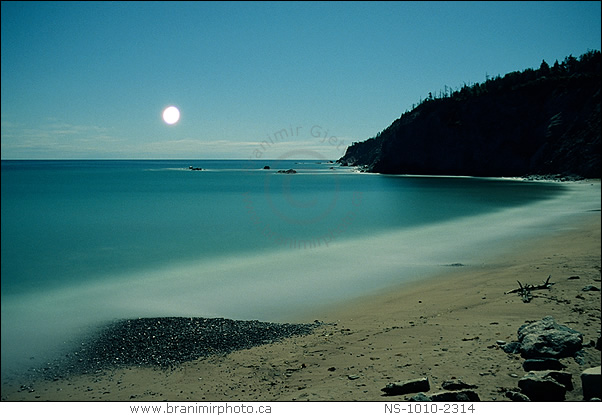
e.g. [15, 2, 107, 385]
[1, 1, 601, 160]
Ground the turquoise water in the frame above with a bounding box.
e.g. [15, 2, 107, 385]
[0, 160, 565, 295]
[1, 160, 599, 377]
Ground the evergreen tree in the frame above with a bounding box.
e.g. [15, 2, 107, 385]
[539, 59, 550, 75]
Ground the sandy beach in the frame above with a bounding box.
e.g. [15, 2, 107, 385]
[2, 203, 600, 402]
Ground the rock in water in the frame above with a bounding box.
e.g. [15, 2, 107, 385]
[382, 377, 430, 396]
[581, 366, 601, 400]
[517, 316, 583, 358]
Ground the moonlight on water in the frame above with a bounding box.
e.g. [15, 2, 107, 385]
[162, 106, 180, 125]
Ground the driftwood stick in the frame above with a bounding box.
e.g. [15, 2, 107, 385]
[506, 281, 525, 295]
[521, 287, 533, 303]
[505, 276, 553, 302]
[530, 275, 554, 290]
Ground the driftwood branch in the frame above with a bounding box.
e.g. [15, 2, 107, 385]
[505, 275, 554, 303]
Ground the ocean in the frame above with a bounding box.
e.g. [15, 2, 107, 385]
[1, 159, 600, 378]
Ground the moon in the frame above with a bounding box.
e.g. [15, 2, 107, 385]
[162, 106, 180, 125]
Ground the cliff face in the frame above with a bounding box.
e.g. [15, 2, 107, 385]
[340, 51, 601, 178]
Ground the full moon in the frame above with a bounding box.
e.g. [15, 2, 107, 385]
[162, 106, 180, 125]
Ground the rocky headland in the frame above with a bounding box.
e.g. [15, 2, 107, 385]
[339, 51, 601, 179]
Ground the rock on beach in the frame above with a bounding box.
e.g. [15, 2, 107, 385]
[518, 371, 567, 401]
[517, 316, 583, 358]
[581, 366, 601, 400]
[441, 379, 478, 391]
[382, 377, 430, 396]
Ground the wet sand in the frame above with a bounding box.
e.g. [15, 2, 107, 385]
[2, 210, 600, 402]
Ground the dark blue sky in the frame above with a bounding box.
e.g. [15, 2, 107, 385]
[1, 1, 600, 159]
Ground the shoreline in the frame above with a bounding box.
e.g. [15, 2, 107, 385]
[1, 207, 600, 402]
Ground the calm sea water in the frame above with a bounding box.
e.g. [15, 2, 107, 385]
[0, 159, 567, 295]
[1, 160, 599, 377]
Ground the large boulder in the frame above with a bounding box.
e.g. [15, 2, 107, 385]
[517, 316, 583, 358]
